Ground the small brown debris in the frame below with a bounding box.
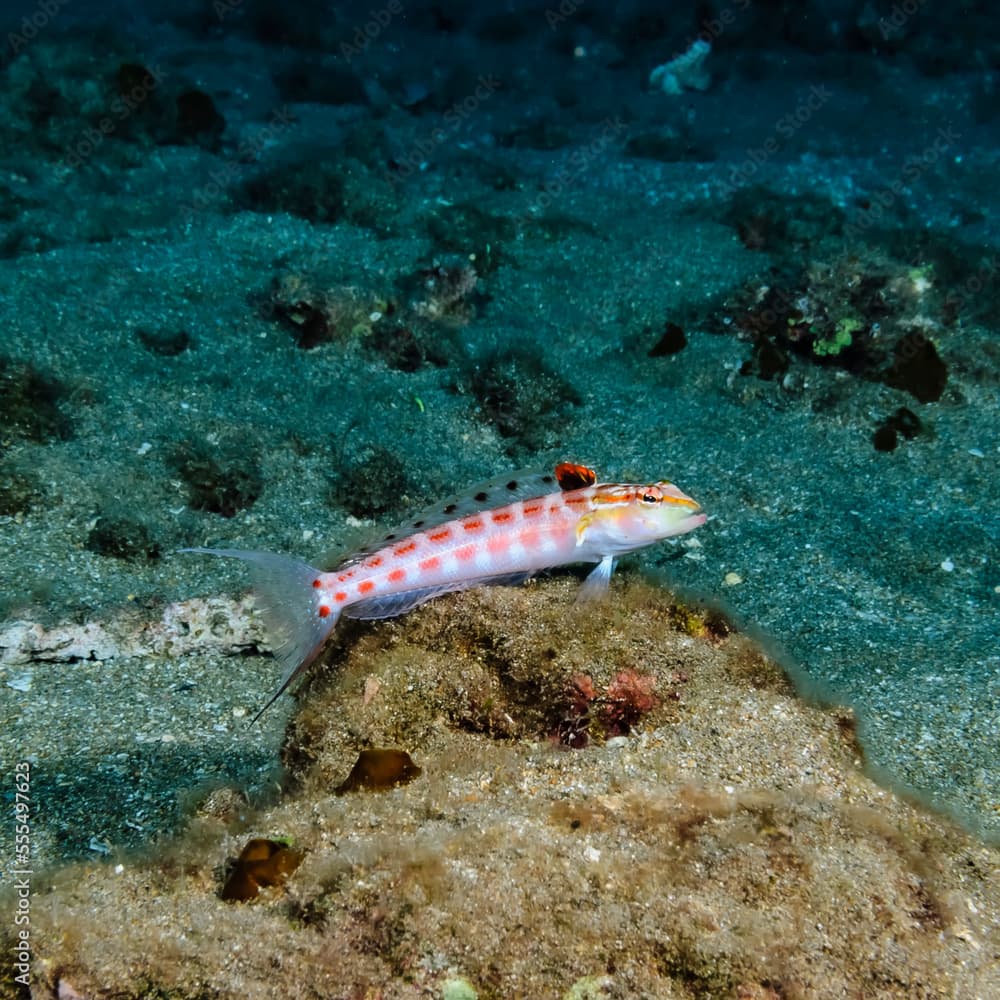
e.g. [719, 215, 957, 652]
[335, 749, 422, 795]
[363, 676, 382, 706]
[220, 838, 303, 902]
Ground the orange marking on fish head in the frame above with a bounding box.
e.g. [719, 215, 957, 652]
[591, 485, 634, 507]
[654, 481, 703, 511]
[576, 479, 705, 548]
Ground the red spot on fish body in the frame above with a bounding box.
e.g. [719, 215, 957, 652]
[312, 579, 322, 589]
[394, 541, 417, 556]
[318, 604, 330, 618]
[419, 556, 440, 572]
[564, 494, 588, 507]
[492, 510, 513, 524]
[368, 556, 383, 567]
[358, 580, 375, 595]
[388, 568, 407, 583]
[487, 534, 507, 555]
[463, 518, 484, 533]
[523, 503, 543, 517]
[335, 591, 348, 602]
[455, 544, 476, 561]
[519, 528, 540, 549]
[429, 529, 451, 543]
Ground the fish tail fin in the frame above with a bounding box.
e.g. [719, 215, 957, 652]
[179, 548, 340, 723]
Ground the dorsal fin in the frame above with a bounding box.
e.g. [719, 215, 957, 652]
[555, 462, 597, 490]
[332, 464, 595, 569]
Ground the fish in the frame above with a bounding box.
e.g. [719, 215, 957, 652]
[181, 462, 706, 721]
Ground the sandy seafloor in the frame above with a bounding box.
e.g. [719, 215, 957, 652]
[0, 0, 998, 993]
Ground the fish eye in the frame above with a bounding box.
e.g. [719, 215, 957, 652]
[641, 492, 660, 504]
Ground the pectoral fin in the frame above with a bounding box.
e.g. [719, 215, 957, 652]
[578, 555, 616, 601]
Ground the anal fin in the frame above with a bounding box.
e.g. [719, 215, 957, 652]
[345, 572, 531, 621]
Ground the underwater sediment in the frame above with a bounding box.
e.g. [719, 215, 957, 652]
[3, 579, 997, 999]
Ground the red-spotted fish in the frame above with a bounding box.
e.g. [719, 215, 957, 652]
[182, 462, 706, 720]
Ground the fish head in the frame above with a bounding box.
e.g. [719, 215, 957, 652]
[579, 481, 706, 554]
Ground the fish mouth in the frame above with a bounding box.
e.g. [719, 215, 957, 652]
[655, 485, 705, 535]
[667, 509, 706, 536]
